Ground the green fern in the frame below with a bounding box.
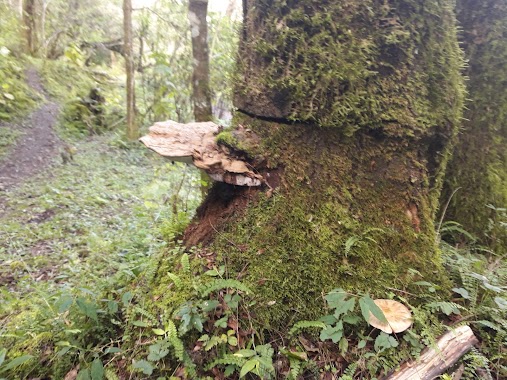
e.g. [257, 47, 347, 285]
[287, 357, 302, 380]
[425, 301, 464, 316]
[206, 353, 245, 371]
[104, 368, 119, 380]
[134, 306, 158, 325]
[167, 272, 182, 289]
[199, 279, 251, 297]
[289, 320, 326, 336]
[181, 253, 190, 274]
[339, 362, 357, 380]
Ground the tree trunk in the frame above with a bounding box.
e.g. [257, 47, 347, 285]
[188, 0, 212, 122]
[123, 0, 137, 140]
[442, 0, 507, 249]
[22, 0, 37, 55]
[181, 1, 465, 329]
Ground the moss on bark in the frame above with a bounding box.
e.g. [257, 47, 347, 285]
[442, 0, 507, 249]
[180, 0, 464, 330]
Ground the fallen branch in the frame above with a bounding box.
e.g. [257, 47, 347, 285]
[385, 325, 478, 380]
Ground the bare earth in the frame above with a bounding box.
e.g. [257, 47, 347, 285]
[0, 68, 62, 212]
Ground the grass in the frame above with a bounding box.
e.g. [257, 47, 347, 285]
[0, 132, 202, 378]
[0, 126, 23, 159]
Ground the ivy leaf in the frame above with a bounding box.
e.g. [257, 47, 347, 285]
[333, 298, 356, 318]
[147, 341, 169, 361]
[494, 297, 507, 310]
[239, 358, 258, 378]
[452, 287, 470, 299]
[338, 337, 349, 354]
[234, 349, 256, 358]
[374, 332, 399, 353]
[324, 289, 348, 309]
[76, 369, 91, 380]
[0, 349, 6, 366]
[201, 300, 220, 312]
[0, 355, 33, 373]
[152, 328, 166, 336]
[56, 295, 74, 313]
[91, 359, 104, 380]
[76, 298, 98, 322]
[133, 360, 154, 375]
[214, 316, 228, 328]
[320, 321, 343, 343]
[359, 296, 387, 324]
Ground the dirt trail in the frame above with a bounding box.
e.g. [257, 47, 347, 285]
[0, 68, 62, 197]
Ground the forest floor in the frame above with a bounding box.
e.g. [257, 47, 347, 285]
[0, 68, 61, 202]
[0, 68, 199, 298]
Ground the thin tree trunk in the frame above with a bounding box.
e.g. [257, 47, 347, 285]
[22, 0, 37, 55]
[188, 0, 213, 195]
[442, 0, 507, 250]
[123, 0, 137, 140]
[188, 0, 212, 122]
[180, 0, 465, 328]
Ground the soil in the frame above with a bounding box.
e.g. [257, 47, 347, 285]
[0, 68, 62, 213]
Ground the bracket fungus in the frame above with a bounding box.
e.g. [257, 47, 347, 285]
[368, 299, 413, 334]
[140, 120, 264, 187]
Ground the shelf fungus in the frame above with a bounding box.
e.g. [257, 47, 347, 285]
[367, 299, 413, 334]
[140, 120, 264, 187]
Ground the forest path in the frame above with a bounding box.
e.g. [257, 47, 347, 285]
[0, 68, 62, 211]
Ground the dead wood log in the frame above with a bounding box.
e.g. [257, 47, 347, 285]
[385, 325, 478, 380]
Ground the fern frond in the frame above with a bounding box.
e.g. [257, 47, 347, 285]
[181, 253, 190, 274]
[199, 279, 251, 297]
[134, 306, 158, 324]
[425, 301, 464, 316]
[206, 354, 245, 370]
[104, 368, 119, 380]
[288, 357, 302, 380]
[167, 272, 182, 289]
[289, 320, 326, 336]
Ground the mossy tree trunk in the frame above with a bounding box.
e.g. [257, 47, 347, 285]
[183, 0, 464, 328]
[442, 0, 507, 249]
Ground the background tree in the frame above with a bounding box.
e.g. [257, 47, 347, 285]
[22, 0, 37, 54]
[442, 0, 507, 249]
[188, 0, 212, 121]
[123, 0, 137, 140]
[181, 0, 465, 328]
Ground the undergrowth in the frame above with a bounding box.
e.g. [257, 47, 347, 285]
[0, 133, 201, 379]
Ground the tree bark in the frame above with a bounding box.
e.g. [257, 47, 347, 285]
[22, 0, 37, 55]
[442, 0, 507, 249]
[385, 326, 478, 380]
[180, 0, 465, 329]
[188, 0, 212, 122]
[123, 0, 137, 140]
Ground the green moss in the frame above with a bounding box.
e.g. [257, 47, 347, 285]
[235, 0, 464, 138]
[216, 130, 238, 148]
[443, 0, 507, 250]
[208, 119, 451, 329]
